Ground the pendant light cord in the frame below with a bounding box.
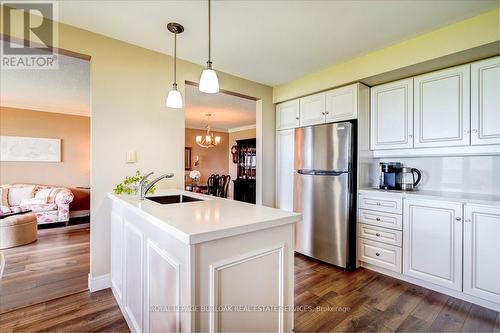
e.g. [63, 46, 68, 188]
[208, 0, 211, 65]
[174, 32, 177, 85]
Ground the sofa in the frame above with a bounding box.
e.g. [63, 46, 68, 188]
[0, 184, 74, 225]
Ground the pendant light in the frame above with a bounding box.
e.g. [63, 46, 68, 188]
[166, 22, 184, 108]
[199, 0, 219, 94]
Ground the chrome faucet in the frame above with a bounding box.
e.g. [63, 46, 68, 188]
[138, 172, 174, 200]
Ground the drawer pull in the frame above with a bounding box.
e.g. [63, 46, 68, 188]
[376, 202, 381, 206]
[456, 217, 462, 221]
[376, 217, 381, 221]
[375, 252, 380, 256]
[375, 233, 381, 237]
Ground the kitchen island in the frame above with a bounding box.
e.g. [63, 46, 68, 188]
[107, 190, 300, 333]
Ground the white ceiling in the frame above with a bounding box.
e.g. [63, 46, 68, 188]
[56, 0, 498, 86]
[0, 43, 90, 116]
[185, 84, 255, 132]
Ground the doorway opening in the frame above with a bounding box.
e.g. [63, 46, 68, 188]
[183, 81, 258, 203]
[0, 39, 91, 313]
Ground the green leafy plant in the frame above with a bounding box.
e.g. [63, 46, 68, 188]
[113, 170, 157, 195]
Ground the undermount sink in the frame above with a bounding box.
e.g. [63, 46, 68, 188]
[146, 194, 203, 204]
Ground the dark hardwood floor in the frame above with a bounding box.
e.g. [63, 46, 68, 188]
[1, 233, 498, 332]
[294, 253, 499, 332]
[0, 223, 90, 314]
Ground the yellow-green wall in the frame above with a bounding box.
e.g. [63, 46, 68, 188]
[273, 8, 500, 103]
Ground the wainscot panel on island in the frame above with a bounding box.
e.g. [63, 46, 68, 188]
[107, 189, 301, 332]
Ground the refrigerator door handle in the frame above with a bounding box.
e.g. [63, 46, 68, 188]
[297, 170, 345, 176]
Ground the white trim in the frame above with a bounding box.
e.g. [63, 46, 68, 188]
[209, 244, 285, 333]
[360, 262, 500, 312]
[88, 273, 111, 292]
[227, 124, 256, 133]
[1, 102, 90, 117]
[372, 144, 500, 157]
[145, 240, 181, 333]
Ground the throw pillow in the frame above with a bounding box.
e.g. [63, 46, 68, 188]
[8, 185, 36, 206]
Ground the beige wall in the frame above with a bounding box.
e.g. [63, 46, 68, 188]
[273, 8, 500, 102]
[0, 9, 275, 278]
[185, 128, 229, 183]
[0, 107, 90, 187]
[227, 128, 256, 198]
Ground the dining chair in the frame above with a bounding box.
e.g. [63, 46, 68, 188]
[218, 175, 231, 198]
[207, 174, 220, 196]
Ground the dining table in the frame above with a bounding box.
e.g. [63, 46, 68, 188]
[184, 183, 208, 194]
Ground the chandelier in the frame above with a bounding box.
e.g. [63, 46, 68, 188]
[196, 114, 221, 148]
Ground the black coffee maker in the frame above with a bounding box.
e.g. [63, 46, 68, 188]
[379, 162, 403, 190]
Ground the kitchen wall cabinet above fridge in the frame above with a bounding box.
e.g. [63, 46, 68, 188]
[370, 56, 500, 157]
[276, 83, 362, 130]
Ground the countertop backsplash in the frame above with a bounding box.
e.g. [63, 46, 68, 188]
[368, 155, 500, 196]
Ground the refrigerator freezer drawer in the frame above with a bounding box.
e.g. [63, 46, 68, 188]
[358, 238, 402, 273]
[294, 172, 350, 267]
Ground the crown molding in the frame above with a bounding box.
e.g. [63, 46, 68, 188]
[228, 124, 256, 133]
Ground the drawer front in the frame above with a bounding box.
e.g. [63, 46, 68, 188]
[358, 238, 402, 273]
[358, 209, 403, 230]
[358, 223, 402, 247]
[358, 193, 402, 214]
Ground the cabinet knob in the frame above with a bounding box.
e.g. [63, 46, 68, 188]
[375, 217, 381, 221]
[456, 217, 462, 221]
[325, 112, 329, 115]
[321, 112, 325, 115]
[376, 202, 381, 206]
[375, 233, 381, 237]
[465, 219, 472, 223]
[408, 134, 413, 139]
[375, 252, 380, 256]
[295, 117, 299, 120]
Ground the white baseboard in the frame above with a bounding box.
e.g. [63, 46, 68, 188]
[88, 273, 111, 292]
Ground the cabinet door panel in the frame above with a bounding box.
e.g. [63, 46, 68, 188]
[370, 78, 413, 150]
[111, 211, 124, 302]
[146, 240, 180, 333]
[471, 56, 500, 145]
[276, 100, 299, 130]
[299, 93, 325, 127]
[325, 84, 358, 122]
[414, 65, 470, 147]
[403, 199, 463, 291]
[124, 221, 144, 332]
[463, 204, 500, 304]
[276, 129, 295, 212]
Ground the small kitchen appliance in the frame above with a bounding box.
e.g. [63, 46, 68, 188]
[379, 162, 403, 190]
[400, 167, 422, 191]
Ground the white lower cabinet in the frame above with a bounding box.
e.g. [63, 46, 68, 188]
[403, 199, 463, 291]
[463, 204, 500, 304]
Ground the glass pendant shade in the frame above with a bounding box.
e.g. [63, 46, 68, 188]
[166, 85, 183, 108]
[199, 67, 219, 93]
[196, 136, 203, 144]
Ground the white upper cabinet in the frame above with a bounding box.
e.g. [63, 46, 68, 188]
[370, 78, 414, 150]
[276, 100, 300, 130]
[299, 92, 326, 127]
[276, 129, 295, 212]
[471, 56, 500, 146]
[463, 204, 500, 304]
[403, 199, 463, 291]
[414, 64, 471, 148]
[325, 83, 358, 122]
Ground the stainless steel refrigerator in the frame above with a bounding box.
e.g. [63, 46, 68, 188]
[293, 121, 356, 269]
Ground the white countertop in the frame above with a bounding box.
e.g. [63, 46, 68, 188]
[359, 188, 500, 206]
[108, 189, 301, 245]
